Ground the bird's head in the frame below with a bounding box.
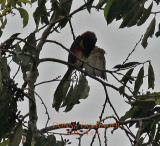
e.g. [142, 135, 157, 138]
[81, 31, 97, 57]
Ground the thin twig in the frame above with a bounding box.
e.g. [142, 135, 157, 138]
[34, 76, 61, 87]
[104, 128, 107, 146]
[69, 20, 76, 41]
[13, 64, 21, 79]
[97, 131, 102, 146]
[90, 134, 96, 146]
[122, 35, 143, 65]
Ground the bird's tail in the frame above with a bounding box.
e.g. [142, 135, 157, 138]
[53, 68, 73, 111]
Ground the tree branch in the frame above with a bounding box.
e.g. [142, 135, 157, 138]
[39, 57, 131, 100]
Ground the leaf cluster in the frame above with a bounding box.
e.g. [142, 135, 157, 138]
[96, 0, 160, 48]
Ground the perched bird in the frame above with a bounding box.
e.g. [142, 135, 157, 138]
[53, 31, 97, 111]
[84, 46, 107, 80]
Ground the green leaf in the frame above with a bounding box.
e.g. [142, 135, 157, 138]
[114, 62, 140, 69]
[0, 29, 3, 37]
[46, 135, 56, 145]
[23, 32, 36, 54]
[148, 63, 155, 89]
[141, 17, 156, 48]
[86, 0, 94, 13]
[33, 0, 47, 28]
[17, 8, 29, 27]
[156, 99, 160, 104]
[0, 57, 10, 80]
[96, 0, 107, 10]
[3, 33, 20, 49]
[0, 18, 7, 29]
[0, 139, 10, 146]
[127, 4, 145, 27]
[104, 0, 114, 20]
[120, 107, 140, 121]
[121, 68, 134, 85]
[137, 2, 153, 26]
[31, 0, 37, 3]
[155, 23, 160, 37]
[133, 67, 144, 96]
[17, 0, 32, 5]
[21, 64, 31, 80]
[119, 0, 146, 28]
[2, 8, 11, 16]
[119, 86, 125, 95]
[9, 124, 22, 146]
[58, 0, 73, 29]
[12, 43, 30, 66]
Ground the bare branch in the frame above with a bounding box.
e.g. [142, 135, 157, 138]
[69, 20, 76, 41]
[39, 57, 131, 100]
[122, 35, 143, 65]
[34, 76, 61, 87]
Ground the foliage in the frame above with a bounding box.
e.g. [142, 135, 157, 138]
[0, 0, 160, 145]
[97, 0, 160, 48]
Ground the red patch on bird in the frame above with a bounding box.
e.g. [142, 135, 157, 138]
[75, 46, 83, 55]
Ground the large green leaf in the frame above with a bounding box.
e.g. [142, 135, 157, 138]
[23, 32, 36, 54]
[120, 106, 140, 121]
[148, 63, 155, 89]
[127, 3, 145, 27]
[114, 62, 140, 69]
[33, 0, 47, 28]
[121, 68, 134, 85]
[3, 33, 20, 49]
[35, 135, 64, 146]
[141, 17, 156, 48]
[96, 0, 107, 10]
[104, 0, 114, 20]
[58, 0, 73, 29]
[12, 43, 30, 66]
[119, 8, 136, 28]
[17, 8, 29, 27]
[0, 57, 10, 80]
[137, 2, 153, 26]
[133, 67, 144, 96]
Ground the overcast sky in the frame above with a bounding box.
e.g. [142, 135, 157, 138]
[2, 0, 160, 145]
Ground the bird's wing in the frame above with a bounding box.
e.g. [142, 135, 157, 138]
[84, 46, 107, 80]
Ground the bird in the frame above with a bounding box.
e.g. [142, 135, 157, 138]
[53, 31, 97, 111]
[84, 46, 107, 80]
